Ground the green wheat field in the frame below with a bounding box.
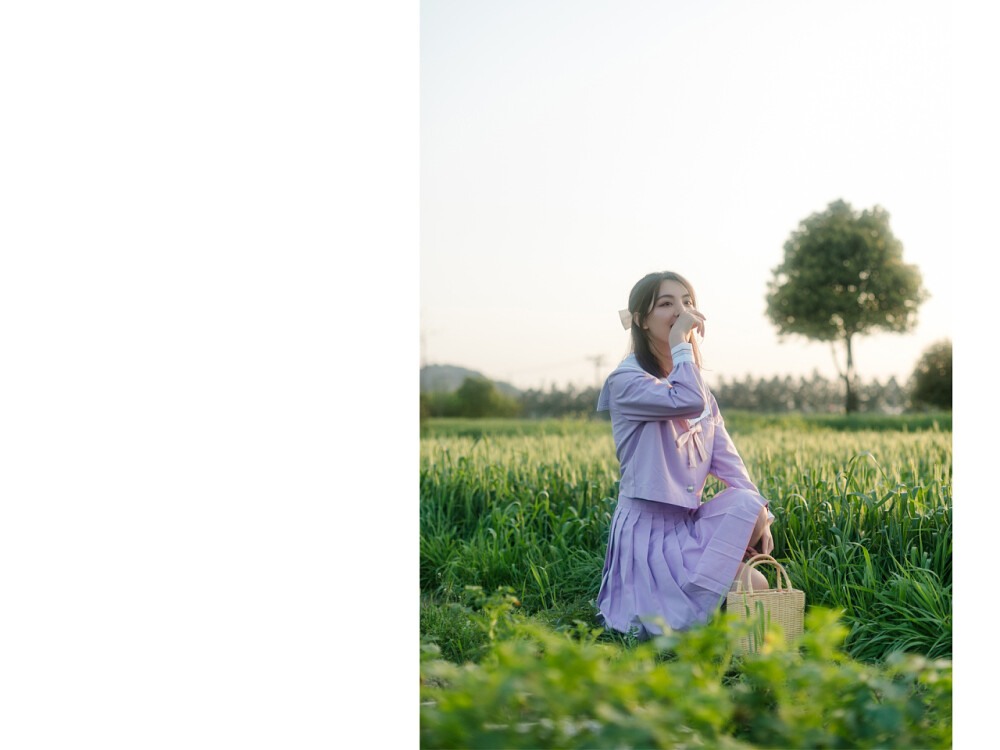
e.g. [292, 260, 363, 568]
[419, 413, 953, 748]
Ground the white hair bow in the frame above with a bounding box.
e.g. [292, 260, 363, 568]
[618, 309, 632, 330]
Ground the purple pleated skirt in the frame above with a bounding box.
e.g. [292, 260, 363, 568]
[596, 488, 764, 637]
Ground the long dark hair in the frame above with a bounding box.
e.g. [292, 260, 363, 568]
[625, 271, 703, 377]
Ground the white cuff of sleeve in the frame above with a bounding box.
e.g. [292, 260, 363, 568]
[670, 342, 695, 366]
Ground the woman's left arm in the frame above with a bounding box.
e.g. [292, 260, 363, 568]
[707, 394, 757, 492]
[708, 395, 775, 522]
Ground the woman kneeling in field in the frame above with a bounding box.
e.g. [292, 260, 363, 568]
[596, 271, 775, 637]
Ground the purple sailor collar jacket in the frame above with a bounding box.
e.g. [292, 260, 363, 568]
[597, 353, 764, 511]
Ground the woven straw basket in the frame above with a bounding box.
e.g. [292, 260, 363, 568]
[726, 554, 805, 654]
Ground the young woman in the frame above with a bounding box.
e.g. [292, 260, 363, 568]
[596, 271, 774, 637]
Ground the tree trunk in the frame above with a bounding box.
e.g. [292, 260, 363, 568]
[844, 333, 858, 414]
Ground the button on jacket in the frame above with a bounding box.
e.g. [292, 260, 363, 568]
[596, 350, 764, 512]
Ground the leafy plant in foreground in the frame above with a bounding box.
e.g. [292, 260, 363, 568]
[420, 589, 952, 749]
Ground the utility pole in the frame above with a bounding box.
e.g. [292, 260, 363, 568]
[420, 303, 437, 370]
[420, 327, 439, 369]
[586, 355, 606, 389]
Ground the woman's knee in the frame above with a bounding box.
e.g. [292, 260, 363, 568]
[732, 564, 768, 591]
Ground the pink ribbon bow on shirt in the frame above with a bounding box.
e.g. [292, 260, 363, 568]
[675, 422, 708, 468]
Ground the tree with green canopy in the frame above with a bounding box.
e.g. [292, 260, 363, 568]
[454, 376, 521, 418]
[765, 199, 929, 413]
[910, 339, 952, 410]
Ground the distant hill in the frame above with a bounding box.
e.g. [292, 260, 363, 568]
[420, 364, 522, 398]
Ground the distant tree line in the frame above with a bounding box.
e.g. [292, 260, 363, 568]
[710, 371, 907, 414]
[420, 340, 950, 419]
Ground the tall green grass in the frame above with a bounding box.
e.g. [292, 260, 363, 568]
[420, 416, 952, 662]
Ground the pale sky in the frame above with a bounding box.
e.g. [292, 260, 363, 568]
[421, 0, 953, 391]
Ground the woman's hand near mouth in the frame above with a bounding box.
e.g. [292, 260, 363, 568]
[668, 308, 706, 349]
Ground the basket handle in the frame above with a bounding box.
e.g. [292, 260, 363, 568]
[733, 554, 793, 594]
